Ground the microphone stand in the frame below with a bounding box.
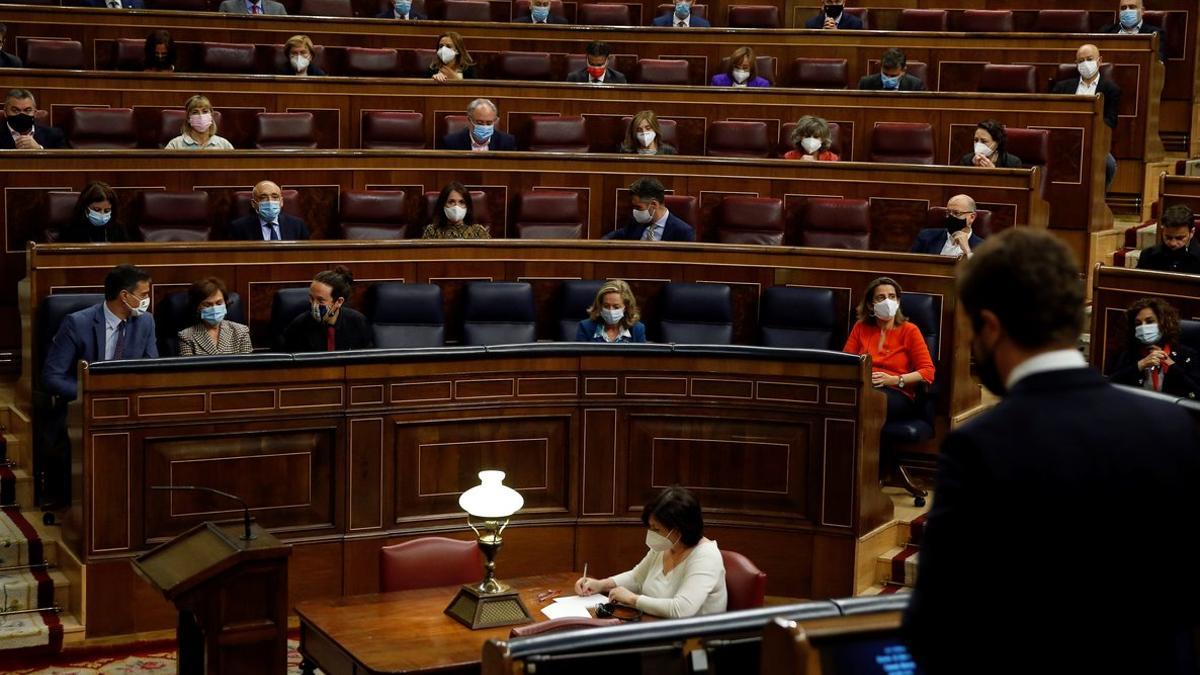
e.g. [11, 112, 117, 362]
[151, 485, 256, 541]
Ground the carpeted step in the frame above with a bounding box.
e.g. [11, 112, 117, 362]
[907, 513, 928, 547]
[0, 507, 44, 568]
[860, 582, 912, 596]
[877, 545, 920, 587]
[0, 507, 61, 659]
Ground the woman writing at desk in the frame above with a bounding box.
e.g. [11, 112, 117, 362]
[574, 486, 727, 618]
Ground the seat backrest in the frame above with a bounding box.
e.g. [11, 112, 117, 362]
[364, 282, 445, 348]
[39, 293, 104, 370]
[900, 292, 940, 359]
[255, 112, 317, 150]
[114, 38, 145, 70]
[462, 282, 537, 345]
[869, 122, 934, 164]
[443, 0, 491, 20]
[557, 279, 606, 340]
[23, 38, 84, 69]
[513, 190, 584, 239]
[44, 191, 79, 242]
[897, 8, 947, 31]
[1144, 10, 1185, 59]
[843, 6, 868, 28]
[138, 191, 212, 242]
[1005, 127, 1050, 168]
[659, 282, 734, 345]
[345, 47, 401, 76]
[269, 287, 311, 351]
[200, 42, 256, 73]
[379, 537, 482, 593]
[718, 196, 784, 245]
[340, 190, 407, 239]
[979, 64, 1037, 94]
[789, 57, 848, 89]
[493, 51, 552, 80]
[708, 120, 770, 158]
[66, 107, 137, 149]
[958, 9, 1014, 32]
[799, 198, 871, 250]
[927, 206, 994, 239]
[758, 286, 837, 349]
[779, 121, 842, 158]
[159, 109, 224, 148]
[527, 116, 589, 153]
[1180, 319, 1200, 353]
[717, 55, 777, 85]
[664, 195, 698, 231]
[362, 111, 426, 150]
[721, 549, 767, 611]
[727, 4, 778, 28]
[156, 290, 245, 356]
[635, 58, 690, 85]
[1032, 9, 1088, 33]
[577, 3, 632, 25]
[299, 0, 353, 16]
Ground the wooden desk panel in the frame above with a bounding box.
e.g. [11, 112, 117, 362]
[1089, 265, 1200, 378]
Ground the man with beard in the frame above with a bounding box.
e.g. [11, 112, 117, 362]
[1138, 204, 1200, 274]
[903, 228, 1200, 675]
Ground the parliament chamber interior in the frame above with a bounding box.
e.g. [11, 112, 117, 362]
[0, 0, 1198, 671]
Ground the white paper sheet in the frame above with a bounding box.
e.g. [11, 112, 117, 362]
[551, 594, 607, 609]
[541, 602, 592, 620]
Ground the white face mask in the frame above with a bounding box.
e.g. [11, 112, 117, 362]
[1077, 59, 1099, 80]
[636, 130, 656, 147]
[1135, 323, 1162, 346]
[124, 293, 150, 317]
[632, 207, 654, 224]
[444, 204, 467, 223]
[732, 68, 751, 84]
[290, 54, 310, 71]
[973, 141, 993, 158]
[874, 298, 899, 321]
[437, 46, 457, 64]
[645, 529, 676, 552]
[800, 137, 823, 155]
[600, 307, 624, 325]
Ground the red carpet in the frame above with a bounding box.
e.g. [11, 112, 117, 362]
[2, 635, 316, 673]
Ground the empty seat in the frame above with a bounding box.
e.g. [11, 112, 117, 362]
[721, 550, 767, 611]
[23, 39, 83, 70]
[869, 122, 934, 164]
[635, 59, 690, 85]
[380, 537, 482, 593]
[557, 280, 606, 341]
[364, 283, 445, 348]
[493, 51, 552, 80]
[708, 121, 770, 158]
[269, 288, 310, 351]
[758, 286, 837, 349]
[727, 5, 778, 28]
[1032, 9, 1088, 33]
[114, 38, 145, 70]
[979, 64, 1037, 94]
[159, 109, 224, 148]
[717, 55, 776, 85]
[156, 290, 245, 356]
[200, 42, 256, 73]
[1005, 127, 1050, 170]
[443, 0, 490, 20]
[779, 121, 842, 158]
[789, 57, 849, 89]
[578, 3, 632, 25]
[361, 111, 425, 150]
[254, 112, 317, 149]
[137, 191, 211, 242]
[799, 198, 871, 249]
[66, 107, 137, 149]
[461, 282, 537, 345]
[897, 8, 947, 31]
[513, 191, 584, 239]
[927, 206, 994, 238]
[958, 9, 1014, 32]
[659, 283, 734, 345]
[526, 116, 589, 153]
[299, 0, 353, 15]
[340, 190, 407, 239]
[717, 197, 784, 245]
[345, 47, 400, 76]
[44, 191, 79, 243]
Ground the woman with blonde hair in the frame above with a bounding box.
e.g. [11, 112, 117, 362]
[165, 95, 233, 150]
[429, 32, 476, 82]
[575, 279, 647, 343]
[620, 110, 677, 156]
[280, 35, 326, 76]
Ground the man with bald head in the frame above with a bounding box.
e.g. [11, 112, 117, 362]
[1101, 0, 1166, 61]
[228, 180, 310, 241]
[1053, 44, 1121, 189]
[911, 194, 984, 258]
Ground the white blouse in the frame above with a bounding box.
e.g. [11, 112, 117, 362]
[610, 539, 727, 618]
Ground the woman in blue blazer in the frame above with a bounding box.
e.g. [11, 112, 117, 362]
[575, 280, 647, 343]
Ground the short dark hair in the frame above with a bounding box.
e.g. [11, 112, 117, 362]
[0, 23, 8, 38]
[958, 228, 1085, 350]
[188, 276, 228, 318]
[103, 264, 151, 301]
[314, 265, 354, 302]
[641, 485, 703, 547]
[1125, 297, 1180, 350]
[585, 41, 610, 58]
[432, 181, 476, 229]
[857, 276, 908, 325]
[73, 181, 119, 230]
[881, 48, 907, 70]
[1160, 204, 1195, 231]
[629, 177, 666, 204]
[975, 119, 1008, 159]
[144, 29, 176, 67]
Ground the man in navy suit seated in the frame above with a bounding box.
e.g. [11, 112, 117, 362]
[228, 180, 311, 241]
[804, 0, 862, 29]
[604, 177, 696, 242]
[911, 194, 984, 258]
[442, 98, 518, 151]
[513, 0, 568, 24]
[43, 264, 159, 401]
[652, 0, 710, 27]
[375, 0, 427, 20]
[1, 89, 65, 150]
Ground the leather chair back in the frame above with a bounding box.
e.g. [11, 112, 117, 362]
[1145, 10, 1185, 59]
[727, 4, 778, 28]
[269, 287, 311, 351]
[24, 39, 84, 69]
[869, 122, 934, 164]
[137, 191, 212, 242]
[979, 64, 1037, 94]
[635, 59, 690, 85]
[897, 8, 947, 31]
[200, 42, 256, 73]
[340, 190, 408, 239]
[799, 198, 871, 250]
[779, 121, 842, 158]
[513, 190, 584, 239]
[44, 191, 79, 243]
[958, 9, 1014, 32]
[1032, 9, 1088, 33]
[114, 38, 145, 70]
[364, 283, 445, 348]
[1005, 127, 1050, 169]
[578, 3, 632, 25]
[758, 286, 837, 349]
[717, 55, 776, 85]
[659, 282, 734, 345]
[881, 292, 941, 442]
[493, 51, 553, 80]
[789, 57, 849, 89]
[159, 109, 224, 148]
[664, 195, 698, 231]
[299, 0, 354, 16]
[843, 6, 868, 28]
[558, 279, 606, 340]
[901, 292, 940, 360]
[362, 111, 426, 150]
[527, 116, 589, 153]
[255, 112, 317, 150]
[721, 549, 767, 611]
[462, 282, 537, 345]
[707, 120, 770, 158]
[927, 206, 994, 239]
[39, 294, 104, 369]
[1180, 319, 1200, 352]
[66, 107, 137, 149]
[380, 537, 482, 593]
[443, 0, 491, 20]
[156, 290, 245, 356]
[345, 47, 401, 76]
[717, 196, 784, 245]
[510, 618, 621, 638]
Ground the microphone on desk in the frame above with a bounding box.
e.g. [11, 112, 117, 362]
[151, 484, 256, 541]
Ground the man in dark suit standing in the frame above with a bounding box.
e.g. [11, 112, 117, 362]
[903, 228, 1200, 675]
[1100, 0, 1166, 62]
[228, 180, 311, 240]
[1, 89, 65, 150]
[566, 41, 627, 83]
[375, 0, 427, 20]
[604, 177, 696, 242]
[651, 0, 711, 27]
[910, 194, 983, 257]
[1052, 43, 1120, 190]
[442, 98, 518, 151]
[513, 0, 567, 23]
[1138, 204, 1200, 274]
[804, 0, 863, 29]
[0, 24, 24, 68]
[857, 48, 925, 91]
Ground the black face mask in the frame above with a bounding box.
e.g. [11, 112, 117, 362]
[946, 215, 969, 234]
[6, 112, 34, 135]
[972, 336, 1007, 397]
[824, 4, 843, 19]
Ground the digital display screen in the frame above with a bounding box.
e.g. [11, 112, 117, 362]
[822, 636, 922, 674]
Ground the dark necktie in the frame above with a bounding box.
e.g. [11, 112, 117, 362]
[269, 224, 280, 241]
[251, 3, 261, 12]
[113, 320, 127, 360]
[326, 325, 336, 352]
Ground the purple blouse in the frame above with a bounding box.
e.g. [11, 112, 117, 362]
[710, 73, 771, 87]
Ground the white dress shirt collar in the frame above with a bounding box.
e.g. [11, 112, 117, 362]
[643, 209, 671, 240]
[1118, 20, 1143, 34]
[1006, 348, 1088, 389]
[674, 13, 690, 26]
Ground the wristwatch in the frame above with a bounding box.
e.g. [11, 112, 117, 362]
[897, 376, 905, 389]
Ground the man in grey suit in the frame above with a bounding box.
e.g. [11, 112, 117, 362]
[218, 0, 288, 14]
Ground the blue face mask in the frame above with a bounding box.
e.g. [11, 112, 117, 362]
[86, 208, 111, 227]
[471, 123, 494, 144]
[674, 1, 690, 18]
[1119, 8, 1139, 27]
[200, 304, 227, 326]
[531, 5, 549, 21]
[257, 200, 282, 222]
[881, 73, 900, 90]
[394, 0, 410, 14]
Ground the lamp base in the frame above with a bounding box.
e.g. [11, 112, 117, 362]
[444, 583, 533, 630]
